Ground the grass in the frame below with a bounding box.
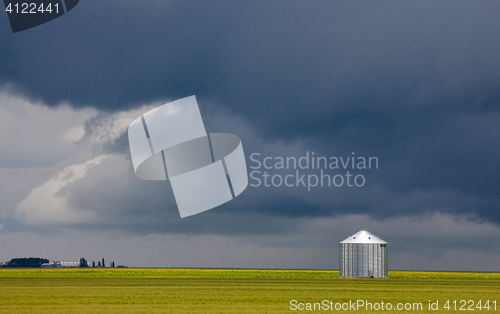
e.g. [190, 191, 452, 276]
[0, 269, 498, 313]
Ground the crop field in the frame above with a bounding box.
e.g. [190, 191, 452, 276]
[0, 269, 498, 313]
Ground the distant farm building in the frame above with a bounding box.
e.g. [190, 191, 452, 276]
[41, 261, 61, 268]
[339, 230, 388, 278]
[41, 261, 80, 268]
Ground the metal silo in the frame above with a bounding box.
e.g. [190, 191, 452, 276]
[339, 230, 388, 278]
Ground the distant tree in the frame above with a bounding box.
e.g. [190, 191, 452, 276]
[102, 258, 105, 268]
[79, 257, 88, 267]
[97, 261, 101, 267]
[92, 261, 95, 267]
[3, 257, 48, 267]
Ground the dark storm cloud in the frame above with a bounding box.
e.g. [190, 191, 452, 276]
[2, 1, 500, 228]
[45, 104, 495, 237]
[1, 1, 498, 119]
[49, 152, 305, 236]
[0, 0, 248, 107]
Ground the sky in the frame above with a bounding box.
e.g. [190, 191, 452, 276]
[0, 0, 499, 271]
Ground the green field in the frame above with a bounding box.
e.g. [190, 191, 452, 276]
[0, 269, 498, 313]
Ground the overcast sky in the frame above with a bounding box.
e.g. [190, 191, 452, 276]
[0, 0, 499, 271]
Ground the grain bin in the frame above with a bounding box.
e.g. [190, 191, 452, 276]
[339, 230, 388, 278]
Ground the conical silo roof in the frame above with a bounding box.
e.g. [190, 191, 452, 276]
[340, 229, 387, 244]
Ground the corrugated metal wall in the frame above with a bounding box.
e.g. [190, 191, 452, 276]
[339, 243, 388, 277]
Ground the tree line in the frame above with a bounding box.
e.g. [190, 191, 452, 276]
[80, 257, 115, 267]
[1, 257, 117, 267]
[0, 257, 48, 267]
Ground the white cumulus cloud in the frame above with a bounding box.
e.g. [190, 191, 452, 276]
[16, 155, 111, 226]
